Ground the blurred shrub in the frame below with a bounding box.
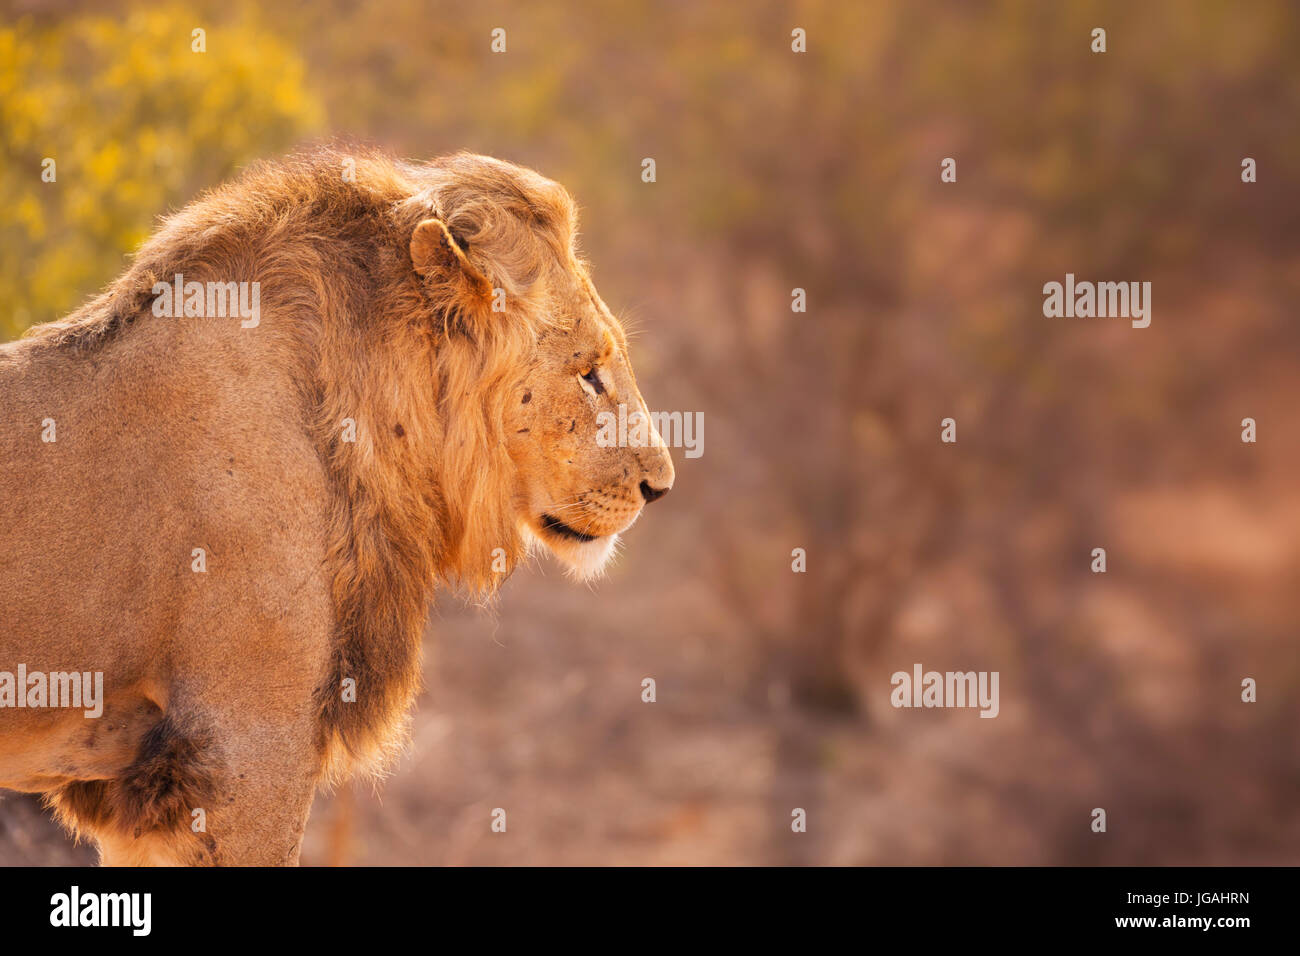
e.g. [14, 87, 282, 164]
[0, 5, 322, 339]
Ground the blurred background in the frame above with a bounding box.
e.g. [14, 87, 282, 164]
[1, 0, 1297, 864]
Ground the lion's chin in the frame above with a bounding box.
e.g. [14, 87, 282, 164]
[521, 522, 620, 581]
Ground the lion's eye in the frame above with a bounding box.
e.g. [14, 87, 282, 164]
[581, 367, 605, 395]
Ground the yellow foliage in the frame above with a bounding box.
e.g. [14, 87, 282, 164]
[0, 5, 323, 339]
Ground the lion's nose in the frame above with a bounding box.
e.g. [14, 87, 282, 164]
[638, 479, 671, 504]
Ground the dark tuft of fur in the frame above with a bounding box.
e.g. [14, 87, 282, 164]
[46, 716, 219, 843]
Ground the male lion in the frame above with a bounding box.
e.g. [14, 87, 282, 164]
[0, 147, 674, 865]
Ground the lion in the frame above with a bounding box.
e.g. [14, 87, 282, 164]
[0, 145, 674, 865]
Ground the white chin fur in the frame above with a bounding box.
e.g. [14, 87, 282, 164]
[522, 524, 620, 581]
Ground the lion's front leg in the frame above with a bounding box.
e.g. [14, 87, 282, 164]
[202, 724, 321, 866]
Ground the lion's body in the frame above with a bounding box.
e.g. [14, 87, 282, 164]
[0, 147, 673, 864]
[0, 305, 331, 864]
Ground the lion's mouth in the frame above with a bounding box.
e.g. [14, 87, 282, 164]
[539, 514, 600, 543]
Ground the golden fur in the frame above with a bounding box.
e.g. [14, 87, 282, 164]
[0, 145, 674, 864]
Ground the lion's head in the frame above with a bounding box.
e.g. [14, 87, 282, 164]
[403, 153, 674, 584]
[504, 277, 675, 578]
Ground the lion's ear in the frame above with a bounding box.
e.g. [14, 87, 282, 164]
[410, 218, 493, 317]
